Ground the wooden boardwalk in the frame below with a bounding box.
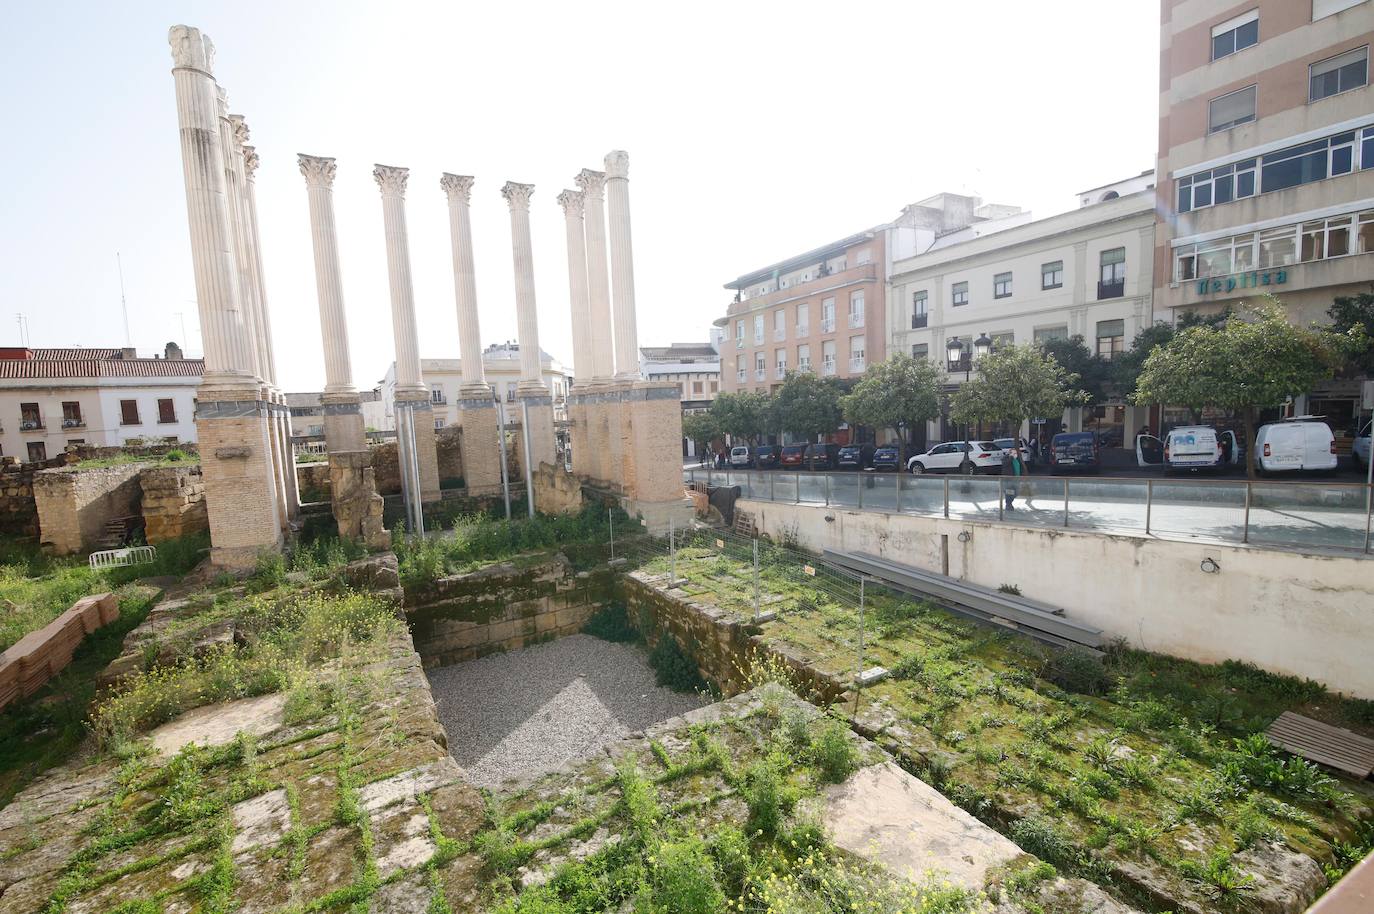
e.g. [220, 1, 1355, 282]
[1265, 711, 1374, 779]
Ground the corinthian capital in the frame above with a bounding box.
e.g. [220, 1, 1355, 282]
[229, 115, 250, 149]
[440, 173, 474, 204]
[501, 181, 535, 211]
[169, 25, 214, 73]
[243, 145, 260, 179]
[604, 150, 629, 180]
[373, 164, 409, 197]
[556, 189, 584, 218]
[299, 154, 337, 188]
[575, 169, 605, 199]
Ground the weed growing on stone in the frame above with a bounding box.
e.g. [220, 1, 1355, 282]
[647, 633, 708, 694]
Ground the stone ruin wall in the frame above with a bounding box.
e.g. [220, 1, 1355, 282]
[32, 464, 147, 556]
[140, 465, 209, 544]
[370, 426, 465, 496]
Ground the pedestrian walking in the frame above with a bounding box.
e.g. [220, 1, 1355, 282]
[1002, 446, 1027, 511]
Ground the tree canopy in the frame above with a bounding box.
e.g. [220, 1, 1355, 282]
[772, 372, 844, 440]
[1131, 299, 1358, 476]
[950, 343, 1088, 430]
[709, 391, 773, 444]
[680, 411, 719, 452]
[1039, 335, 1110, 405]
[840, 354, 942, 445]
[1328, 292, 1374, 375]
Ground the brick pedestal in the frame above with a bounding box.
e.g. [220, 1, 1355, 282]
[620, 381, 693, 533]
[566, 394, 591, 485]
[513, 390, 556, 487]
[395, 396, 441, 504]
[197, 393, 284, 568]
[457, 388, 503, 496]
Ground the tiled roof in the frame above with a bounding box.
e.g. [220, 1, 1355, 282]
[0, 357, 203, 379]
[641, 344, 718, 360]
[30, 348, 125, 361]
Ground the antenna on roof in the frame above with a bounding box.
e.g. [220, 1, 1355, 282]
[14, 313, 28, 347]
[116, 252, 131, 347]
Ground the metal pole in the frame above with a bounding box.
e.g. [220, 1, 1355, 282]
[608, 508, 615, 563]
[520, 399, 535, 518]
[407, 404, 425, 536]
[1364, 412, 1373, 553]
[396, 405, 414, 534]
[853, 575, 866, 716]
[669, 516, 677, 585]
[943, 476, 950, 518]
[770, 472, 776, 502]
[1063, 477, 1070, 528]
[752, 537, 760, 620]
[896, 474, 903, 514]
[1145, 479, 1153, 535]
[1242, 481, 1252, 544]
[495, 401, 512, 521]
[825, 473, 831, 506]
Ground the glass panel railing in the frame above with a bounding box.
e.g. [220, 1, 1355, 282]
[859, 473, 899, 512]
[947, 476, 1002, 522]
[897, 475, 946, 516]
[1066, 478, 1149, 533]
[1247, 483, 1369, 552]
[797, 473, 826, 505]
[1148, 480, 1247, 543]
[1000, 477, 1073, 529]
[773, 472, 798, 503]
[829, 473, 859, 507]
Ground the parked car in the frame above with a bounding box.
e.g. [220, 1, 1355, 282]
[1354, 420, 1371, 471]
[779, 443, 809, 469]
[907, 441, 1003, 475]
[729, 445, 752, 468]
[871, 444, 903, 472]
[803, 442, 840, 470]
[753, 444, 780, 470]
[993, 438, 1032, 467]
[1254, 417, 1336, 474]
[1049, 432, 1102, 474]
[1136, 426, 1240, 473]
[837, 443, 876, 470]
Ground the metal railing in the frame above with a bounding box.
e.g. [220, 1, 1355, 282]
[684, 468, 1374, 555]
[754, 368, 766, 381]
[796, 324, 809, 337]
[775, 365, 786, 379]
[849, 357, 866, 373]
[848, 312, 864, 329]
[820, 318, 835, 332]
[773, 328, 786, 342]
[821, 360, 836, 376]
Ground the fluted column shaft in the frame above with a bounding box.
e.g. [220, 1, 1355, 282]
[441, 175, 486, 388]
[605, 150, 640, 380]
[501, 182, 543, 387]
[168, 26, 253, 386]
[237, 132, 280, 388]
[557, 190, 593, 383]
[217, 100, 264, 384]
[576, 169, 615, 379]
[374, 165, 426, 396]
[300, 156, 357, 396]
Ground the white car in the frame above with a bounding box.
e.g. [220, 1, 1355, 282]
[1254, 417, 1336, 474]
[1353, 420, 1371, 471]
[907, 441, 1005, 475]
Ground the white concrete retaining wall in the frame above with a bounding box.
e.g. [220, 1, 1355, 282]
[740, 499, 1374, 700]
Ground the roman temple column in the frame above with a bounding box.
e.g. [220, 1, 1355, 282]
[605, 150, 641, 380]
[557, 188, 594, 480]
[299, 154, 366, 454]
[440, 173, 502, 496]
[575, 168, 617, 483]
[168, 24, 282, 566]
[374, 164, 441, 523]
[501, 181, 556, 481]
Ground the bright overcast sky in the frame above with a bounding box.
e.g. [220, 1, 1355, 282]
[0, 1, 1159, 391]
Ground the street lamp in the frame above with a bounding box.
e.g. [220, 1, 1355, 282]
[946, 338, 966, 373]
[974, 332, 993, 360]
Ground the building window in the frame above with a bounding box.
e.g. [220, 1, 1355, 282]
[736, 354, 746, 382]
[1177, 159, 1258, 213]
[856, 248, 872, 265]
[20, 403, 41, 430]
[911, 344, 928, 360]
[796, 302, 809, 334]
[1096, 320, 1125, 360]
[773, 309, 786, 341]
[1211, 9, 1258, 61]
[693, 381, 704, 394]
[434, 418, 445, 430]
[990, 332, 1014, 351]
[157, 398, 176, 424]
[1314, 0, 1366, 19]
[1040, 261, 1063, 289]
[61, 402, 83, 428]
[1310, 46, 1368, 102]
[1208, 85, 1256, 133]
[849, 336, 866, 372]
[911, 291, 928, 328]
[1034, 326, 1069, 345]
[993, 272, 1012, 299]
[821, 340, 837, 375]
[951, 281, 968, 306]
[753, 314, 764, 344]
[430, 385, 445, 404]
[119, 400, 141, 425]
[27, 442, 46, 463]
[821, 297, 836, 331]
[735, 320, 744, 342]
[710, 381, 718, 393]
[848, 291, 865, 328]
[798, 344, 811, 371]
[1098, 248, 1126, 298]
[1173, 208, 1374, 280]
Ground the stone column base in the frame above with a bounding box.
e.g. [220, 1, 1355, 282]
[196, 392, 284, 569]
[566, 393, 590, 485]
[624, 495, 695, 535]
[322, 393, 367, 454]
[513, 389, 556, 485]
[395, 396, 441, 503]
[329, 450, 389, 550]
[457, 387, 503, 496]
[622, 381, 684, 504]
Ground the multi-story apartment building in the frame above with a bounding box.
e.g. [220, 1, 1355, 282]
[378, 342, 571, 432]
[715, 194, 1023, 396]
[0, 344, 202, 461]
[1156, 0, 1374, 429]
[639, 340, 721, 457]
[890, 178, 1156, 446]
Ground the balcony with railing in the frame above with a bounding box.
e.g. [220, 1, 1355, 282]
[1097, 278, 1125, 299]
[61, 418, 85, 429]
[911, 313, 928, 329]
[848, 312, 864, 329]
[736, 369, 747, 382]
[723, 261, 879, 319]
[753, 333, 764, 345]
[797, 359, 812, 373]
[821, 359, 836, 376]
[775, 365, 786, 379]
[796, 324, 809, 337]
[820, 317, 835, 333]
[849, 356, 866, 373]
[20, 417, 43, 432]
[754, 368, 766, 381]
[773, 327, 785, 342]
[430, 392, 447, 405]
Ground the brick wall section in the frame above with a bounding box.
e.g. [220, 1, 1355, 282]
[196, 411, 283, 568]
[370, 427, 462, 497]
[33, 464, 146, 555]
[405, 555, 616, 667]
[531, 462, 584, 515]
[139, 465, 208, 544]
[457, 405, 502, 496]
[435, 426, 464, 486]
[0, 592, 119, 710]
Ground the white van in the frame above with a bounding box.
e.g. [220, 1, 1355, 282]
[1136, 425, 1240, 472]
[1254, 417, 1336, 474]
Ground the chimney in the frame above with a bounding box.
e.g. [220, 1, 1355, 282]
[120, 347, 137, 360]
[164, 341, 184, 361]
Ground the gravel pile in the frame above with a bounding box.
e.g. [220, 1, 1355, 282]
[426, 634, 710, 788]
